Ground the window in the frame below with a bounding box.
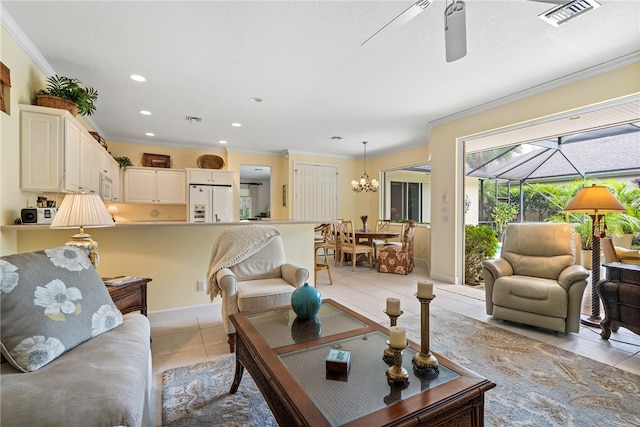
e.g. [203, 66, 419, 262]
[390, 181, 423, 221]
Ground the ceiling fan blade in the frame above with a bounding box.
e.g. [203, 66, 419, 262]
[361, 0, 432, 46]
[444, 0, 467, 62]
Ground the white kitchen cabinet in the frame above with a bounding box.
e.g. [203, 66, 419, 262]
[186, 168, 233, 186]
[20, 104, 101, 194]
[79, 131, 100, 194]
[98, 148, 121, 202]
[124, 167, 186, 204]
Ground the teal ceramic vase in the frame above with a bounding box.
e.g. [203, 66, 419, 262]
[290, 283, 322, 319]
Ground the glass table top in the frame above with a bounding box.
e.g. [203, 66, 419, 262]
[279, 331, 460, 426]
[246, 302, 368, 348]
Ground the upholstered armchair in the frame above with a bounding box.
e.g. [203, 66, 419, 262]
[601, 237, 640, 265]
[207, 225, 309, 352]
[482, 223, 589, 333]
[377, 220, 417, 275]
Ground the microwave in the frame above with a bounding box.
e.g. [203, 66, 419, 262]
[100, 173, 114, 201]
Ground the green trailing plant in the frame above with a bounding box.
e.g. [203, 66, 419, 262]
[573, 217, 593, 250]
[600, 180, 640, 237]
[114, 156, 133, 168]
[465, 224, 499, 285]
[37, 75, 98, 116]
[491, 201, 519, 236]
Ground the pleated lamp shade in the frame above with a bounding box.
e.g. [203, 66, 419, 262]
[564, 184, 626, 213]
[50, 192, 114, 267]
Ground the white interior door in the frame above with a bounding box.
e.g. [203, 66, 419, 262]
[293, 162, 338, 221]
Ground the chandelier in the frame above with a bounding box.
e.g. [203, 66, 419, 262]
[352, 141, 379, 192]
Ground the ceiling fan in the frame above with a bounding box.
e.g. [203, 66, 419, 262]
[361, 0, 602, 63]
[361, 0, 467, 63]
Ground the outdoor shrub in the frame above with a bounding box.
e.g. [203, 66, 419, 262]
[465, 224, 499, 285]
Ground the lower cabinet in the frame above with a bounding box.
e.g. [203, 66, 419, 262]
[124, 167, 186, 204]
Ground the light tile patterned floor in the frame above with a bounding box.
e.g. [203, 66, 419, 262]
[148, 259, 640, 426]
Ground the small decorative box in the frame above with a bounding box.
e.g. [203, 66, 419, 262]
[326, 349, 351, 373]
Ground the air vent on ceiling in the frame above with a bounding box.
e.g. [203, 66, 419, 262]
[538, 0, 600, 27]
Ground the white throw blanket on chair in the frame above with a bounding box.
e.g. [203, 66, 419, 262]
[206, 225, 281, 301]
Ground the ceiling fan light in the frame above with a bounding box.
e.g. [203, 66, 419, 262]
[444, 1, 467, 62]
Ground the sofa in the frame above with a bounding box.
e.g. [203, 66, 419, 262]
[0, 246, 152, 427]
[482, 223, 589, 333]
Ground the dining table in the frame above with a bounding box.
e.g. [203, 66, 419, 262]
[353, 230, 401, 264]
[354, 230, 400, 247]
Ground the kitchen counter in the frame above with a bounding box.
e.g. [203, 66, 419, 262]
[4, 221, 316, 312]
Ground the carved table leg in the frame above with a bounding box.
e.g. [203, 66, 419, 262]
[227, 333, 236, 353]
[230, 359, 245, 394]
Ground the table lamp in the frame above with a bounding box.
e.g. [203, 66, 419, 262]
[50, 192, 115, 268]
[564, 184, 626, 327]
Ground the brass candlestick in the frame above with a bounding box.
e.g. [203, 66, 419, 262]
[383, 309, 403, 365]
[412, 294, 439, 374]
[385, 341, 409, 386]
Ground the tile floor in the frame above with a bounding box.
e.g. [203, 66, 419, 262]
[148, 259, 640, 426]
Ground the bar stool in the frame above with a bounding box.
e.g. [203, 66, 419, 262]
[314, 224, 333, 285]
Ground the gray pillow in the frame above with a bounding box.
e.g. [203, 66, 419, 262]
[0, 246, 123, 372]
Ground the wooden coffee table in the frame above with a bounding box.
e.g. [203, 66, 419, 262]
[230, 299, 495, 426]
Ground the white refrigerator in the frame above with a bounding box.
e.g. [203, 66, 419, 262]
[188, 184, 233, 222]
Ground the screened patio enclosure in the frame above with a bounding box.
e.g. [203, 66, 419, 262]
[465, 122, 640, 224]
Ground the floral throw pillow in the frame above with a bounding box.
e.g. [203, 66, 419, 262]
[0, 246, 123, 372]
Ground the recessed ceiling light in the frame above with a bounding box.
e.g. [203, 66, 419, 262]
[140, 110, 152, 115]
[219, 140, 227, 144]
[130, 74, 146, 82]
[250, 97, 263, 103]
[232, 122, 242, 127]
[145, 132, 155, 136]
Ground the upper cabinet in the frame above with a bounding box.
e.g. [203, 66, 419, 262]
[124, 167, 186, 204]
[186, 168, 233, 186]
[20, 104, 111, 198]
[98, 147, 121, 202]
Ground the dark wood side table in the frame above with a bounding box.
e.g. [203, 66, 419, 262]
[106, 278, 152, 316]
[596, 263, 640, 339]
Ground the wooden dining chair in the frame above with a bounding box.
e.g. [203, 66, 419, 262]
[314, 223, 333, 285]
[372, 219, 392, 258]
[338, 220, 374, 271]
[325, 222, 341, 266]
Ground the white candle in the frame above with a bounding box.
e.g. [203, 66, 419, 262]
[389, 326, 406, 348]
[417, 280, 433, 298]
[386, 297, 401, 316]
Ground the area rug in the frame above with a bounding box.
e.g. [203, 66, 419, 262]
[162, 357, 277, 426]
[162, 307, 640, 426]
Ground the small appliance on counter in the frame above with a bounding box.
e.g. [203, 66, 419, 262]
[20, 207, 57, 224]
[188, 183, 233, 222]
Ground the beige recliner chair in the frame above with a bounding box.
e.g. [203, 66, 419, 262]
[482, 223, 589, 333]
[207, 225, 309, 352]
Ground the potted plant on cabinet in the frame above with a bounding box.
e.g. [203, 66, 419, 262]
[36, 75, 98, 116]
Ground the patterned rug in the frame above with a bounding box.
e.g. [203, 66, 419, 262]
[162, 306, 640, 426]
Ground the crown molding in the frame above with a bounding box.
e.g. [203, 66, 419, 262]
[429, 52, 640, 128]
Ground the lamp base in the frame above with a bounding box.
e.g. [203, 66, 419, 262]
[66, 233, 100, 268]
[580, 314, 602, 328]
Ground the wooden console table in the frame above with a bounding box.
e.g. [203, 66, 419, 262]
[596, 263, 640, 339]
[106, 278, 152, 316]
